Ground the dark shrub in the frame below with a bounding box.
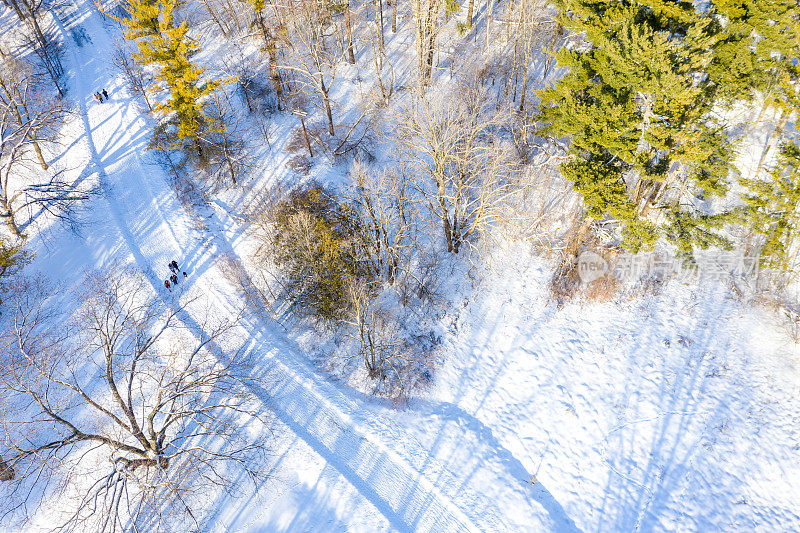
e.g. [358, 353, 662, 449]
[271, 185, 375, 321]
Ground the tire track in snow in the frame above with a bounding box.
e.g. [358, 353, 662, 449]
[54, 2, 483, 531]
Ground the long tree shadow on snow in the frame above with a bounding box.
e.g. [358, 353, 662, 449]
[397, 277, 581, 532]
[594, 285, 759, 531]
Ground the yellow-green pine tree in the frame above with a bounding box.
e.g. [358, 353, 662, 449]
[121, 0, 221, 149]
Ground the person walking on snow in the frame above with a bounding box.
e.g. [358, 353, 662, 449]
[170, 273, 178, 286]
[168, 261, 177, 274]
[102, 89, 109, 100]
[164, 279, 171, 291]
[170, 260, 179, 272]
[94, 92, 102, 103]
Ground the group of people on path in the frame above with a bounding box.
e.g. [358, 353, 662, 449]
[93, 88, 110, 103]
[164, 260, 187, 291]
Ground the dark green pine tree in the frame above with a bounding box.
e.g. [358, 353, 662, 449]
[710, 0, 800, 108]
[539, 0, 736, 259]
[741, 142, 800, 270]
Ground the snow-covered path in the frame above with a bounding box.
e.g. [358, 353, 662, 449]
[34, 1, 581, 531]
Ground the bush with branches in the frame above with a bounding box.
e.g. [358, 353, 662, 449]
[269, 184, 376, 322]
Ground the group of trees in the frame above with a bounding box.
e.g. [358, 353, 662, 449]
[248, 66, 517, 388]
[539, 0, 800, 270]
[0, 3, 268, 525]
[118, 0, 252, 187]
[0, 55, 88, 241]
[1, 0, 798, 525]
[243, 0, 800, 390]
[1, 0, 88, 285]
[3, 0, 65, 95]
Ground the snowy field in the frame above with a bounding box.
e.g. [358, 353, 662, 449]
[1, 0, 799, 531]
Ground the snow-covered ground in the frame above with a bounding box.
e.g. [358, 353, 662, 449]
[3, 0, 800, 530]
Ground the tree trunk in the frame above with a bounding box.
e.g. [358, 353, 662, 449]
[320, 77, 335, 136]
[345, 1, 356, 63]
[376, 0, 385, 52]
[518, 37, 530, 112]
[300, 115, 313, 157]
[1, 199, 22, 238]
[565, 215, 592, 261]
[484, 0, 493, 53]
[7, 0, 25, 22]
[466, 0, 474, 26]
[242, 80, 253, 113]
[141, 86, 153, 112]
[443, 213, 453, 252]
[451, 210, 461, 253]
[18, 0, 64, 96]
[392, 0, 397, 32]
[258, 13, 284, 110]
[219, 131, 237, 185]
[32, 140, 48, 170]
[424, 32, 436, 82]
[511, 42, 519, 102]
[194, 138, 205, 163]
[437, 179, 453, 252]
[20, 0, 46, 52]
[202, 0, 229, 36]
[226, 151, 237, 185]
[1, 82, 49, 170]
[755, 108, 790, 179]
[417, 0, 439, 85]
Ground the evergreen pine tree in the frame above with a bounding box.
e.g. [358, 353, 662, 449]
[741, 142, 800, 270]
[0, 240, 28, 305]
[711, 0, 800, 108]
[539, 1, 735, 257]
[706, 2, 800, 272]
[0, 240, 24, 279]
[120, 0, 223, 151]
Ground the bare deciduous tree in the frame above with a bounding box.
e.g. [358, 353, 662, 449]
[0, 57, 81, 238]
[505, 0, 543, 112]
[199, 93, 252, 187]
[241, 0, 286, 108]
[343, 277, 439, 402]
[0, 270, 267, 531]
[349, 159, 414, 284]
[9, 0, 64, 95]
[345, 280, 398, 379]
[413, 0, 442, 85]
[401, 77, 515, 253]
[0, 56, 54, 171]
[279, 0, 342, 136]
[111, 41, 154, 111]
[344, 0, 357, 64]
